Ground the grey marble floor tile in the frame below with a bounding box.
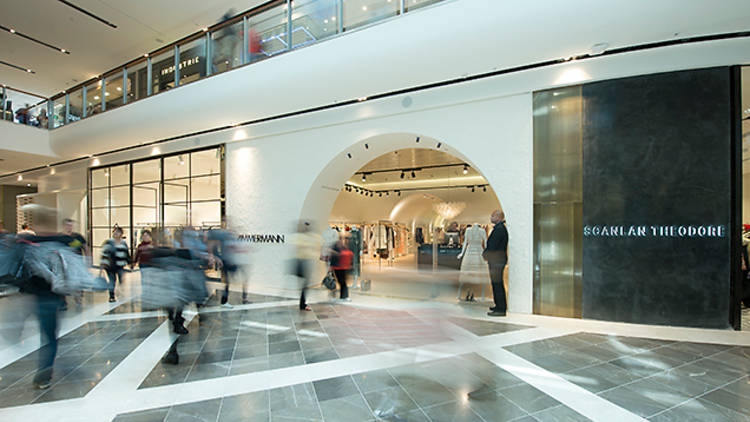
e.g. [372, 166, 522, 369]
[524, 354, 580, 374]
[270, 383, 317, 411]
[268, 351, 304, 370]
[722, 377, 750, 400]
[268, 330, 299, 344]
[303, 347, 339, 364]
[701, 389, 750, 417]
[0, 385, 45, 408]
[665, 342, 731, 358]
[399, 377, 458, 408]
[59, 363, 113, 383]
[530, 405, 592, 422]
[185, 362, 230, 382]
[372, 409, 430, 422]
[365, 386, 420, 416]
[194, 349, 235, 365]
[567, 332, 610, 345]
[561, 362, 641, 394]
[670, 358, 746, 387]
[641, 345, 702, 365]
[620, 378, 690, 409]
[313, 375, 359, 402]
[422, 401, 485, 422]
[599, 385, 670, 418]
[218, 391, 269, 421]
[229, 355, 272, 376]
[352, 370, 400, 393]
[649, 398, 750, 422]
[165, 398, 222, 422]
[648, 370, 715, 397]
[113, 408, 169, 422]
[706, 351, 750, 374]
[498, 383, 561, 414]
[466, 390, 529, 422]
[202, 337, 238, 351]
[319, 393, 373, 421]
[269, 340, 301, 355]
[33, 380, 97, 403]
[233, 344, 268, 360]
[608, 355, 677, 377]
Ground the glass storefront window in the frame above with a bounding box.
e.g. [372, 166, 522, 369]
[104, 71, 125, 111]
[110, 164, 130, 186]
[164, 155, 189, 180]
[52, 97, 65, 128]
[211, 20, 243, 74]
[126, 59, 149, 102]
[177, 37, 206, 86]
[85, 80, 103, 117]
[250, 5, 289, 58]
[151, 48, 176, 94]
[191, 149, 221, 176]
[68, 88, 83, 122]
[291, 0, 338, 48]
[28, 102, 48, 128]
[343, 0, 398, 31]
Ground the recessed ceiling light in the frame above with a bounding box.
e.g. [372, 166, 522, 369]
[105, 92, 110, 96]
[9, 29, 15, 33]
[94, 96, 100, 100]
[60, 48, 67, 53]
[116, 87, 121, 91]
[362, 6, 367, 11]
[17, 175, 22, 181]
[202, 27, 208, 32]
[143, 53, 149, 57]
[331, 16, 336, 21]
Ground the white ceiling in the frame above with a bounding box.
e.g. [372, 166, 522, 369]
[349, 148, 487, 191]
[0, 0, 266, 96]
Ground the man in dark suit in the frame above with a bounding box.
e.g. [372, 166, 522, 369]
[483, 210, 508, 316]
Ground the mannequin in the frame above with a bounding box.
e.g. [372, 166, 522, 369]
[457, 223, 490, 301]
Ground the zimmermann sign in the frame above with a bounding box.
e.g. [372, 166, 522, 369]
[238, 234, 285, 243]
[584, 225, 726, 238]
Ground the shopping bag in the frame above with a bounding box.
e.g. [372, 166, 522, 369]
[322, 271, 336, 290]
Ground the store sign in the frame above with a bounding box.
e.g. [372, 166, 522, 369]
[583, 225, 726, 238]
[160, 56, 201, 76]
[238, 234, 285, 243]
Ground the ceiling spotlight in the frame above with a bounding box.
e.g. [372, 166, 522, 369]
[178, 155, 185, 165]
[471, 186, 476, 192]
[397, 191, 401, 196]
[483, 186, 487, 192]
[61, 48, 67, 53]
[50, 168, 56, 175]
[462, 165, 468, 175]
[26, 69, 33, 73]
[202, 27, 209, 32]
[9, 29, 16, 34]
[400, 172, 405, 179]
[361, 174, 366, 182]
[143, 53, 149, 57]
[386, 191, 390, 196]
[379, 192, 382, 197]
[17, 175, 23, 181]
[411, 171, 416, 178]
[26, 183, 31, 187]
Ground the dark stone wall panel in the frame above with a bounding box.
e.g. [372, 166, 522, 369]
[582, 67, 732, 328]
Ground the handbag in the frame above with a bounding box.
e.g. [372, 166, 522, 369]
[322, 271, 337, 290]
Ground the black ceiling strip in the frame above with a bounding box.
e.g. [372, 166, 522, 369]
[0, 25, 70, 54]
[0, 60, 34, 74]
[56, 0, 117, 29]
[2, 30, 750, 180]
[356, 163, 468, 175]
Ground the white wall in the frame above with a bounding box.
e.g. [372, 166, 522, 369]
[226, 92, 534, 312]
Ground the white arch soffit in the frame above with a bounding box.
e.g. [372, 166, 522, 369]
[298, 132, 504, 230]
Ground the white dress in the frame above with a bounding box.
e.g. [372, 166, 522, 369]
[459, 225, 490, 285]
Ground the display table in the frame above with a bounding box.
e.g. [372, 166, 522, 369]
[417, 244, 462, 270]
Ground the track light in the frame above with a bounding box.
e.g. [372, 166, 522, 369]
[463, 165, 468, 175]
[386, 191, 390, 196]
[397, 191, 401, 196]
[361, 174, 366, 182]
[379, 192, 382, 197]
[483, 186, 487, 192]
[411, 171, 416, 178]
[17, 175, 23, 181]
[471, 186, 475, 192]
[400, 172, 405, 179]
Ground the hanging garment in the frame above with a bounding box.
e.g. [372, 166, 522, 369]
[458, 224, 490, 285]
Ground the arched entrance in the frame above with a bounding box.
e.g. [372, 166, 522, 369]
[299, 133, 507, 305]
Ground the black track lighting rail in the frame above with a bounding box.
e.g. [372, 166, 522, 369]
[0, 60, 35, 74]
[344, 182, 489, 196]
[355, 163, 469, 176]
[56, 0, 118, 29]
[0, 24, 70, 54]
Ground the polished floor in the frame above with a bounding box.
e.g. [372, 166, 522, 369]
[0, 276, 749, 422]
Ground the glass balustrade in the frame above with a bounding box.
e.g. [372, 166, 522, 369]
[1, 0, 445, 130]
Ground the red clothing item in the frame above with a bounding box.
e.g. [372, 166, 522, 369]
[135, 241, 154, 267]
[332, 249, 353, 270]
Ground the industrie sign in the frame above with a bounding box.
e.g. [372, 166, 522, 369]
[584, 225, 726, 238]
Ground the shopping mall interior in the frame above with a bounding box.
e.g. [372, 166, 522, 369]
[1, 1, 750, 421]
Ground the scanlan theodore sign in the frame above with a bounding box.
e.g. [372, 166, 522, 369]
[584, 225, 726, 238]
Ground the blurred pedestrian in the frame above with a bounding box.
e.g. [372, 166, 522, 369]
[330, 237, 353, 302]
[36, 109, 48, 128]
[289, 221, 322, 311]
[101, 226, 130, 302]
[18, 224, 35, 236]
[16, 205, 65, 389]
[483, 210, 508, 317]
[59, 218, 88, 310]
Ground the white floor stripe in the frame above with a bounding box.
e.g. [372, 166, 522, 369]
[477, 348, 648, 422]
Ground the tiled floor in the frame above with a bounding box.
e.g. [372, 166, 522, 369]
[0, 316, 163, 409]
[504, 333, 750, 421]
[140, 304, 524, 389]
[117, 353, 591, 422]
[2, 280, 750, 422]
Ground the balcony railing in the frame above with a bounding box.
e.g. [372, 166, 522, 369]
[1, 0, 443, 131]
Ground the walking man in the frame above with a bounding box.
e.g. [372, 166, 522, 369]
[484, 210, 508, 317]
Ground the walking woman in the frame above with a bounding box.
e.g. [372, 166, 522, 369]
[330, 238, 353, 302]
[101, 226, 130, 302]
